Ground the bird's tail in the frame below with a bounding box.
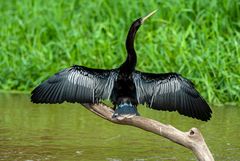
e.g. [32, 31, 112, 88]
[112, 102, 140, 119]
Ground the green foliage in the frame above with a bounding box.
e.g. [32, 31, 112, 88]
[0, 0, 239, 104]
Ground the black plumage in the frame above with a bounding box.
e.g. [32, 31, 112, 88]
[31, 10, 212, 121]
[31, 66, 118, 104]
[133, 72, 211, 121]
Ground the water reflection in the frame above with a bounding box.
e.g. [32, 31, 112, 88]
[0, 93, 239, 160]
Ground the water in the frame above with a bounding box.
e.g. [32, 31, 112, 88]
[0, 93, 239, 161]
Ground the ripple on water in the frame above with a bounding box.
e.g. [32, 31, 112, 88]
[0, 93, 240, 160]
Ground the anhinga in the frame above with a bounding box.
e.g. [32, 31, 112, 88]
[31, 10, 212, 121]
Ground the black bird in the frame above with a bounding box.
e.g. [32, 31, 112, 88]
[31, 10, 212, 121]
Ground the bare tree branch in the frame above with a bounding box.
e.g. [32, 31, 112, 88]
[83, 103, 214, 161]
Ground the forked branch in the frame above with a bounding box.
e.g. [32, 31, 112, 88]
[83, 103, 214, 161]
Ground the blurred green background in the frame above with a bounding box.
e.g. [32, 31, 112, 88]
[0, 0, 239, 105]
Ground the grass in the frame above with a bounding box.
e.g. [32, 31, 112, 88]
[0, 0, 239, 105]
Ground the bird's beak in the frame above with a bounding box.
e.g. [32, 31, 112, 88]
[141, 9, 158, 24]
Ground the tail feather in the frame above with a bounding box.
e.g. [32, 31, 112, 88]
[113, 102, 139, 118]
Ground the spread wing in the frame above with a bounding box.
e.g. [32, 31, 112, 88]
[133, 71, 212, 121]
[31, 65, 118, 104]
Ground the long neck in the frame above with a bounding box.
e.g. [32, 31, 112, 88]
[120, 20, 140, 73]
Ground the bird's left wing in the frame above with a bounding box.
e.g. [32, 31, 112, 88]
[132, 71, 212, 121]
[31, 65, 118, 104]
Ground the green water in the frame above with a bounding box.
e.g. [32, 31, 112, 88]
[0, 93, 239, 161]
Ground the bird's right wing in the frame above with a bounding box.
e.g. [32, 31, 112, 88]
[31, 65, 118, 104]
[133, 71, 212, 121]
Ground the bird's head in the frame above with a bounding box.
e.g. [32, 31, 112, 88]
[131, 9, 158, 30]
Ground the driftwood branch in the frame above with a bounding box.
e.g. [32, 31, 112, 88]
[83, 103, 214, 161]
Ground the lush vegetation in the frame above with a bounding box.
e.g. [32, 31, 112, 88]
[0, 0, 239, 104]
